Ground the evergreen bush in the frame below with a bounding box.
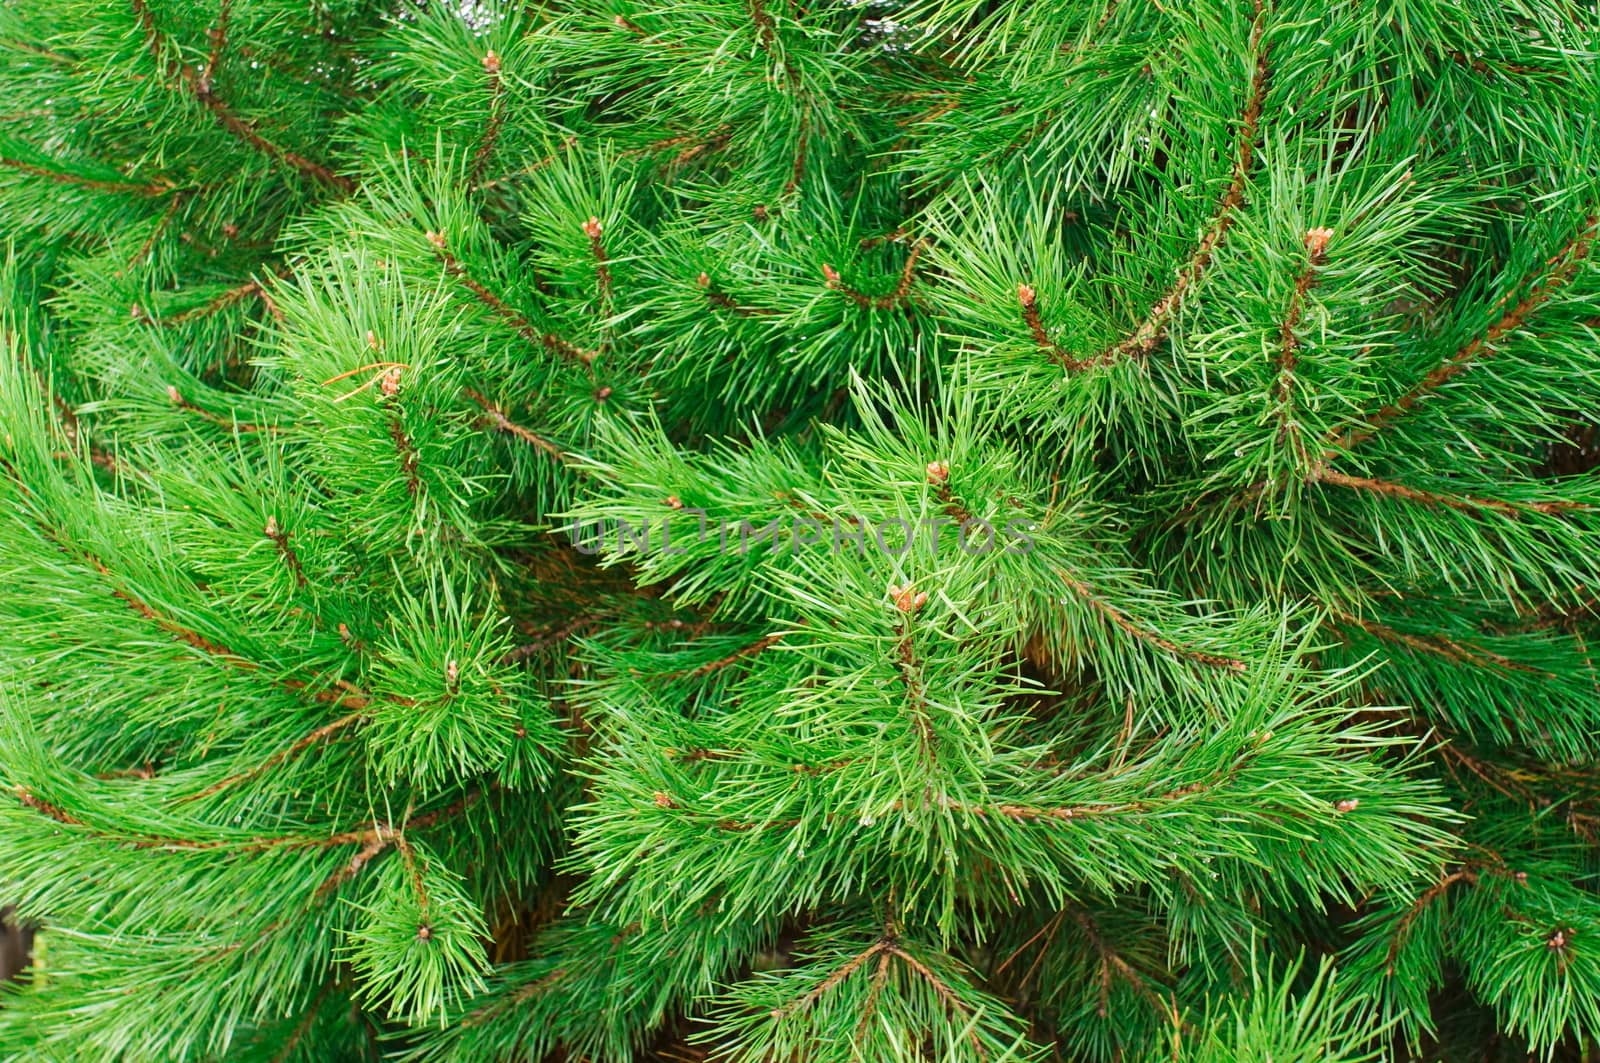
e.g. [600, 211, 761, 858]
[0, 0, 1597, 1058]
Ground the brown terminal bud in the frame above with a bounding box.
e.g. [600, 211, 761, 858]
[926, 460, 950, 485]
[821, 263, 842, 287]
[664, 495, 684, 509]
[653, 791, 675, 808]
[594, 385, 612, 402]
[888, 583, 928, 614]
[424, 230, 446, 250]
[583, 216, 604, 240]
[380, 367, 403, 397]
[1304, 227, 1334, 260]
[417, 925, 433, 942]
[221, 222, 239, 239]
[445, 659, 459, 690]
[1548, 928, 1570, 950]
[166, 385, 183, 405]
[696, 271, 711, 289]
[483, 49, 501, 74]
[1017, 282, 1037, 307]
[264, 515, 280, 538]
[366, 329, 381, 350]
[1334, 798, 1360, 814]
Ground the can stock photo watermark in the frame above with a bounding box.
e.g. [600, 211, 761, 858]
[563, 510, 1039, 557]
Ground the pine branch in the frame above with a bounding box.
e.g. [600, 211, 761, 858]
[426, 231, 595, 365]
[1275, 227, 1332, 459]
[180, 711, 365, 802]
[0, 155, 174, 197]
[821, 238, 926, 311]
[1093, 3, 1272, 368]
[463, 387, 571, 463]
[696, 271, 779, 317]
[128, 0, 354, 191]
[165, 385, 277, 433]
[1330, 212, 1600, 451]
[470, 50, 506, 187]
[1054, 567, 1247, 672]
[270, 980, 336, 1063]
[1329, 607, 1547, 675]
[1310, 467, 1589, 516]
[1065, 904, 1169, 1015]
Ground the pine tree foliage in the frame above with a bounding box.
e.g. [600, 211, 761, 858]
[0, 0, 1597, 1059]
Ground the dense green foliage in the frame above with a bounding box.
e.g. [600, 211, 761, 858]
[0, 0, 1597, 1059]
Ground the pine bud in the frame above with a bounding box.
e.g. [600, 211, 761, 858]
[380, 367, 402, 397]
[445, 659, 459, 690]
[583, 216, 604, 240]
[821, 263, 842, 287]
[1017, 282, 1037, 308]
[926, 460, 950, 484]
[221, 222, 239, 239]
[653, 791, 675, 808]
[264, 515, 280, 538]
[1333, 798, 1359, 814]
[1547, 928, 1570, 950]
[483, 50, 501, 74]
[594, 385, 612, 402]
[166, 385, 183, 405]
[664, 495, 683, 509]
[365, 329, 381, 350]
[1304, 227, 1334, 259]
[888, 582, 928, 613]
[424, 230, 446, 250]
[417, 925, 432, 942]
[696, 271, 711, 288]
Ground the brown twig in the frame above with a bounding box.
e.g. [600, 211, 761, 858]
[1386, 867, 1478, 972]
[1276, 228, 1331, 458]
[263, 515, 307, 588]
[1330, 213, 1599, 451]
[470, 50, 507, 187]
[1095, 9, 1271, 367]
[387, 416, 421, 497]
[473, 136, 579, 193]
[1016, 283, 1109, 371]
[773, 940, 886, 1019]
[1329, 607, 1546, 675]
[271, 980, 335, 1063]
[662, 630, 788, 680]
[584, 216, 613, 303]
[892, 611, 940, 765]
[822, 238, 926, 311]
[463, 387, 570, 462]
[181, 711, 364, 803]
[0, 155, 173, 197]
[1056, 568, 1248, 672]
[129, 0, 353, 191]
[1310, 467, 1588, 517]
[696, 272, 779, 316]
[129, 192, 185, 267]
[166, 384, 276, 433]
[427, 232, 595, 365]
[785, 110, 810, 197]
